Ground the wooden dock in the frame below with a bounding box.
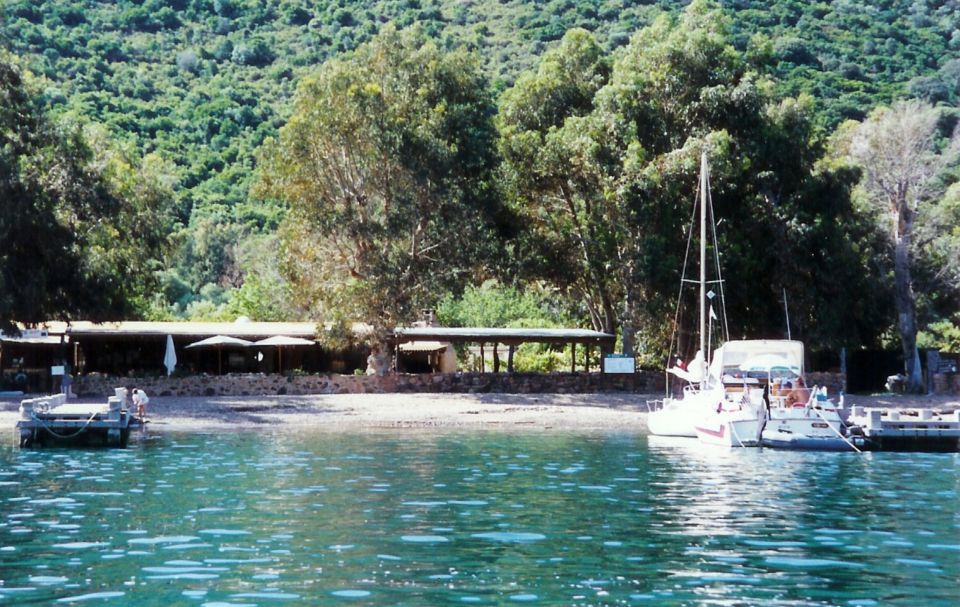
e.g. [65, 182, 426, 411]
[17, 389, 138, 448]
[846, 406, 960, 451]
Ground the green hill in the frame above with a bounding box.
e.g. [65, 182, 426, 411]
[2, 0, 957, 318]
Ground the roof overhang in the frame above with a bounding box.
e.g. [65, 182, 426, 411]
[393, 327, 615, 346]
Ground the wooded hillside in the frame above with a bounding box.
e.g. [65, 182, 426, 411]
[3, 0, 959, 362]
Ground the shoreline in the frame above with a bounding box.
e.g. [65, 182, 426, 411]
[2, 392, 958, 434]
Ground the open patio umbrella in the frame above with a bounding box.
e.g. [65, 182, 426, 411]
[163, 334, 177, 377]
[251, 335, 315, 374]
[184, 335, 252, 375]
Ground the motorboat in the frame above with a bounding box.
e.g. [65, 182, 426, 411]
[695, 339, 858, 451]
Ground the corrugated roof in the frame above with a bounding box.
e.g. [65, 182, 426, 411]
[29, 321, 369, 339]
[399, 340, 450, 352]
[62, 321, 319, 338]
[394, 327, 614, 345]
[14, 321, 609, 345]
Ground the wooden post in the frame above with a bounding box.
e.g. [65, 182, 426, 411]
[493, 343, 500, 373]
[585, 345, 590, 373]
[480, 343, 485, 373]
[571, 342, 576, 373]
[507, 345, 515, 374]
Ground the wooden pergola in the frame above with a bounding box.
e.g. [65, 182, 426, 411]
[392, 327, 616, 373]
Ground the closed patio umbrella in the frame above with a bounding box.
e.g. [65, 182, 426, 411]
[163, 334, 177, 377]
[251, 336, 315, 374]
[185, 335, 252, 375]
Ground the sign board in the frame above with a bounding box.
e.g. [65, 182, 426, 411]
[603, 356, 635, 374]
[51, 365, 65, 376]
[0, 329, 48, 340]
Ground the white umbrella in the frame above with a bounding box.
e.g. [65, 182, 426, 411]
[251, 336, 315, 374]
[163, 334, 177, 377]
[185, 335, 253, 375]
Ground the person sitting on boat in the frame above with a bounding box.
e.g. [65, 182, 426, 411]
[132, 388, 149, 420]
[785, 377, 811, 407]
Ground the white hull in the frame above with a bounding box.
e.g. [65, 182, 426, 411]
[695, 415, 763, 447]
[647, 388, 724, 438]
[761, 404, 854, 451]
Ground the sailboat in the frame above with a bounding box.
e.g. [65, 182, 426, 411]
[645, 153, 854, 450]
[647, 152, 765, 441]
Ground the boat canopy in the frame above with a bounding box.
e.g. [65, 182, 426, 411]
[708, 340, 804, 383]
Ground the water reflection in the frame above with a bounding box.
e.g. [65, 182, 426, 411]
[0, 431, 958, 606]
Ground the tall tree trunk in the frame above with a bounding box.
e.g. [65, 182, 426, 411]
[620, 260, 636, 357]
[894, 208, 924, 393]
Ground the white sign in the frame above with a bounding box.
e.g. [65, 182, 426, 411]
[51, 365, 65, 376]
[603, 356, 635, 374]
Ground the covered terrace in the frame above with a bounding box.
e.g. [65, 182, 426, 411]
[392, 327, 617, 374]
[60, 321, 368, 376]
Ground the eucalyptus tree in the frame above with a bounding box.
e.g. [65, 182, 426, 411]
[847, 100, 960, 392]
[257, 26, 504, 337]
[497, 28, 614, 338]
[0, 54, 173, 332]
[499, 0, 879, 363]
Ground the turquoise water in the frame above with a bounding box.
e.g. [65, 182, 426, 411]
[1, 430, 958, 606]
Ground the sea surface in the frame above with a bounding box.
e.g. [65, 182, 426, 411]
[0, 430, 958, 606]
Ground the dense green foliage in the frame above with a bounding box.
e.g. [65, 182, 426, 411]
[0, 53, 173, 332]
[257, 26, 505, 336]
[2, 0, 956, 320]
[499, 7, 894, 360]
[2, 0, 958, 363]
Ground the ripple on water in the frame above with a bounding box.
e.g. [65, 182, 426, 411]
[401, 535, 449, 543]
[509, 593, 538, 602]
[128, 535, 200, 545]
[147, 573, 222, 580]
[377, 554, 402, 561]
[231, 591, 301, 599]
[162, 543, 214, 551]
[765, 556, 866, 569]
[471, 532, 546, 543]
[28, 576, 69, 585]
[742, 539, 807, 548]
[198, 529, 252, 536]
[331, 590, 372, 598]
[51, 542, 110, 550]
[55, 591, 125, 603]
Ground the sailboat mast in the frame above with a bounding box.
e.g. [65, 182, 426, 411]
[699, 151, 708, 390]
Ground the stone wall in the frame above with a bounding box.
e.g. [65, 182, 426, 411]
[75, 371, 665, 398]
[932, 373, 960, 395]
[75, 371, 848, 399]
[805, 372, 847, 397]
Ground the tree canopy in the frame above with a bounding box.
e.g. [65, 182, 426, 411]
[257, 26, 505, 337]
[499, 2, 891, 362]
[2, 0, 956, 322]
[0, 54, 173, 332]
[1, 0, 958, 367]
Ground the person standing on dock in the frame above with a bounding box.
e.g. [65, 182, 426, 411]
[132, 388, 149, 421]
[61, 367, 73, 400]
